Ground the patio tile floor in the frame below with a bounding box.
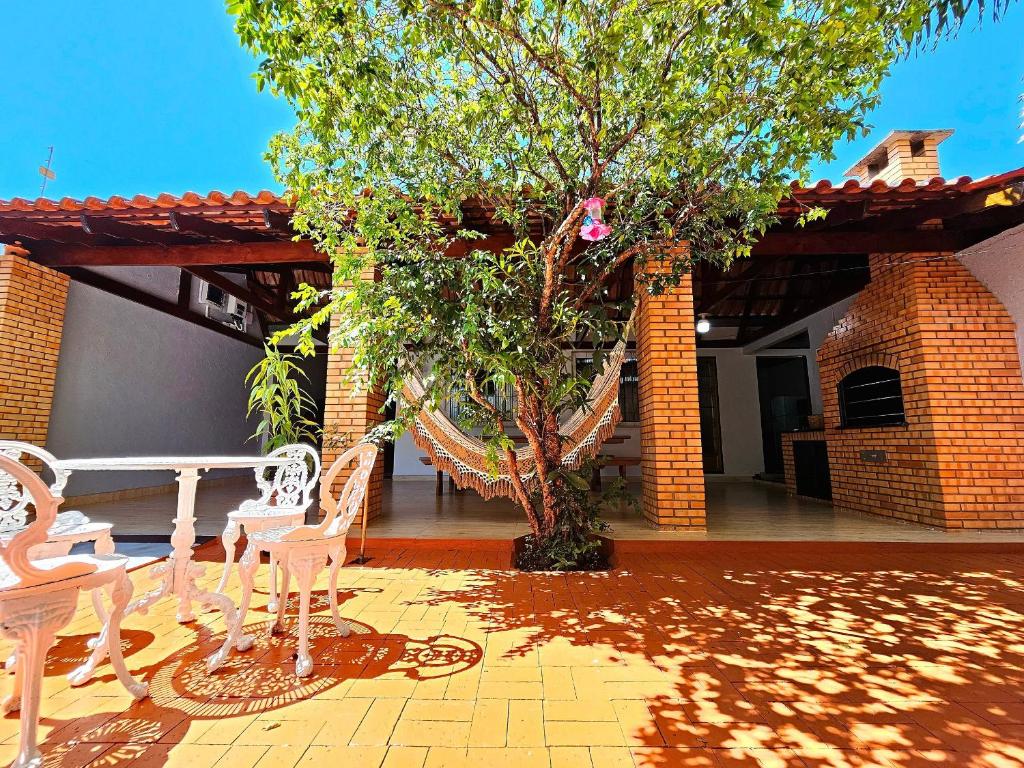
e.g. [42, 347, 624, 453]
[4, 539, 1024, 767]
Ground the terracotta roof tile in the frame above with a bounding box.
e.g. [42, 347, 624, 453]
[1, 171, 1021, 215]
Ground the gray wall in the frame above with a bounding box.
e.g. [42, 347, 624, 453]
[959, 224, 1024, 373]
[47, 273, 265, 496]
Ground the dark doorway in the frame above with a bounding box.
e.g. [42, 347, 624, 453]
[756, 356, 811, 478]
[697, 357, 724, 474]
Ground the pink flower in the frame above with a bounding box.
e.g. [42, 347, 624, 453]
[580, 222, 612, 241]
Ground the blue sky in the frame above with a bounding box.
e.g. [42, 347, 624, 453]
[1, 2, 1021, 202]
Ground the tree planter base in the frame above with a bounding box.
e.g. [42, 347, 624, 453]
[511, 534, 614, 571]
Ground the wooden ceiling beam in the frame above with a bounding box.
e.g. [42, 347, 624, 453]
[169, 212, 276, 243]
[751, 228, 962, 256]
[28, 239, 323, 267]
[80, 214, 198, 246]
[0, 218, 106, 246]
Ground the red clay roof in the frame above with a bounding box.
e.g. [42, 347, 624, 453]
[2, 169, 1022, 216]
[0, 189, 286, 214]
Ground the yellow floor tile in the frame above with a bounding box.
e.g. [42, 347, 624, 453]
[296, 745, 388, 767]
[351, 698, 407, 745]
[551, 746, 593, 768]
[391, 719, 472, 747]
[382, 745, 430, 768]
[508, 700, 545, 747]
[468, 698, 509, 747]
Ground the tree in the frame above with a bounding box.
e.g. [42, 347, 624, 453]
[230, 0, 1009, 566]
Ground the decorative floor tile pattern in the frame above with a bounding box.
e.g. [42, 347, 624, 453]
[4, 539, 1024, 767]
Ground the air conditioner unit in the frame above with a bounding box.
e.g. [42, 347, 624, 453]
[199, 280, 229, 311]
[199, 280, 249, 332]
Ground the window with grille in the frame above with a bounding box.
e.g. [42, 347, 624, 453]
[838, 366, 906, 428]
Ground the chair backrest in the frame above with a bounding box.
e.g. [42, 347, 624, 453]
[256, 443, 321, 510]
[285, 443, 377, 542]
[0, 455, 95, 590]
[0, 441, 69, 533]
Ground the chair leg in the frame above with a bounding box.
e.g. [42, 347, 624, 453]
[68, 590, 111, 687]
[273, 558, 291, 635]
[102, 572, 148, 700]
[205, 542, 259, 673]
[267, 555, 279, 613]
[291, 552, 325, 678]
[0, 591, 78, 768]
[2, 641, 22, 712]
[328, 545, 351, 638]
[216, 520, 241, 595]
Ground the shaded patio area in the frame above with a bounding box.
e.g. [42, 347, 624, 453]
[9, 538, 1024, 767]
[77, 478, 1024, 549]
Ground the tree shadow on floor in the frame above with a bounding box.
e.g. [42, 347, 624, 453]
[409, 543, 1024, 766]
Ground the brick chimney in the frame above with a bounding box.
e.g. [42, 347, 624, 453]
[844, 129, 953, 184]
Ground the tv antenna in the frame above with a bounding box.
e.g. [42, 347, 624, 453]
[38, 146, 56, 195]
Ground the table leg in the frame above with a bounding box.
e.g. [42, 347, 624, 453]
[435, 470, 443, 496]
[170, 468, 202, 623]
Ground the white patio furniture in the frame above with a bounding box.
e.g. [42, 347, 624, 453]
[217, 443, 377, 678]
[215, 443, 320, 612]
[51, 454, 289, 672]
[0, 455, 148, 768]
[0, 441, 115, 559]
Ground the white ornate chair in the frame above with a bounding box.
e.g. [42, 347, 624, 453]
[215, 443, 321, 612]
[217, 443, 377, 678]
[0, 441, 115, 558]
[0, 455, 148, 768]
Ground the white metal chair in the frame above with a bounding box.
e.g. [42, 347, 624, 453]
[215, 443, 321, 612]
[0, 455, 148, 768]
[217, 443, 377, 678]
[0, 441, 115, 559]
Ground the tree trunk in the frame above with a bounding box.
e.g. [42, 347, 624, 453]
[514, 385, 566, 540]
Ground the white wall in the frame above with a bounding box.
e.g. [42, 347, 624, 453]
[959, 224, 1024, 369]
[697, 348, 763, 476]
[47, 272, 265, 496]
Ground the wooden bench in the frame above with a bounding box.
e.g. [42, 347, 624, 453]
[418, 456, 458, 495]
[590, 456, 641, 490]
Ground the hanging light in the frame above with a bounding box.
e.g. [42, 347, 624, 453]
[696, 314, 711, 334]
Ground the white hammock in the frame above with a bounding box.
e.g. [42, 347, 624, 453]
[401, 324, 632, 500]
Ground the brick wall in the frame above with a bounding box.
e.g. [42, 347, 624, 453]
[818, 253, 1024, 528]
[0, 251, 69, 448]
[635, 261, 706, 529]
[872, 137, 942, 185]
[321, 311, 385, 527]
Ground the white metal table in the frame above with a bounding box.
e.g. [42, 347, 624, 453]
[52, 455, 288, 671]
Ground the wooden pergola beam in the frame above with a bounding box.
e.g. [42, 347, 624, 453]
[170, 212, 276, 243]
[30, 239, 323, 267]
[80, 214, 197, 246]
[750, 228, 962, 256]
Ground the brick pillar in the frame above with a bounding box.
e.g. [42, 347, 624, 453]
[321, 313, 385, 527]
[635, 262, 706, 529]
[0, 251, 68, 447]
[819, 252, 1024, 528]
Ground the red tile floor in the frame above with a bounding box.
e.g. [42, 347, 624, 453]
[5, 539, 1024, 767]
